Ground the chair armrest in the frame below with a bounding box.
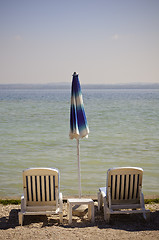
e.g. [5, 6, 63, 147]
[21, 195, 24, 200]
[99, 187, 106, 198]
[21, 195, 25, 212]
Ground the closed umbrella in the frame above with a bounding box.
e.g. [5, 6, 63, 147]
[69, 72, 89, 198]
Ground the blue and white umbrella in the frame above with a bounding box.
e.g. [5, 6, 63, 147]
[69, 72, 89, 197]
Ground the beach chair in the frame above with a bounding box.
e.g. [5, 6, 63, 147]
[98, 167, 150, 223]
[19, 168, 63, 225]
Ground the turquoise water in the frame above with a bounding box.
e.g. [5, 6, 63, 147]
[0, 86, 159, 197]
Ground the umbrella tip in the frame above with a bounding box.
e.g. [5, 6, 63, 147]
[73, 72, 78, 76]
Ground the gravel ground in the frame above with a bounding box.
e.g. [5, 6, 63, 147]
[0, 202, 159, 240]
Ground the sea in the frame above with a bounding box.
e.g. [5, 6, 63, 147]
[0, 83, 159, 198]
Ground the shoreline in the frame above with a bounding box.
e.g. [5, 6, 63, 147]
[1, 194, 159, 201]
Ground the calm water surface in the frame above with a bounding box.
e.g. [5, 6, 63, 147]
[0, 86, 159, 197]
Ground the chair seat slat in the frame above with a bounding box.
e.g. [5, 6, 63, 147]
[28, 176, 32, 202]
[129, 174, 133, 199]
[37, 176, 40, 202]
[41, 176, 45, 202]
[112, 175, 115, 200]
[50, 175, 54, 201]
[125, 175, 129, 200]
[46, 175, 50, 201]
[32, 176, 36, 201]
[133, 174, 138, 199]
[116, 175, 120, 200]
[120, 175, 124, 200]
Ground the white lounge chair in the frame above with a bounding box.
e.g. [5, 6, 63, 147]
[19, 168, 63, 225]
[98, 167, 150, 223]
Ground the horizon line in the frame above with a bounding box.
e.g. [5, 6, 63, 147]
[1, 82, 159, 86]
[1, 82, 159, 90]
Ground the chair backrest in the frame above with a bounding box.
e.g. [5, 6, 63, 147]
[106, 167, 143, 204]
[23, 168, 59, 207]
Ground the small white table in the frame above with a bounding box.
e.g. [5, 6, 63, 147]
[67, 198, 94, 224]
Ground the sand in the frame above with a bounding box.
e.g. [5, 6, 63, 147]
[0, 201, 159, 240]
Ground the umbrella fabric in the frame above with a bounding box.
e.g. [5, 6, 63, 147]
[69, 73, 89, 140]
[69, 72, 89, 197]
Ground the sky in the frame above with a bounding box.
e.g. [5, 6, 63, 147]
[0, 0, 159, 84]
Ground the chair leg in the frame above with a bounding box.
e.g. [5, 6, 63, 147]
[146, 211, 150, 222]
[140, 188, 147, 220]
[104, 206, 110, 223]
[143, 211, 146, 220]
[97, 191, 100, 211]
[98, 191, 102, 211]
[59, 212, 63, 224]
[104, 206, 107, 221]
[19, 212, 24, 226]
[103, 197, 110, 223]
[105, 213, 110, 223]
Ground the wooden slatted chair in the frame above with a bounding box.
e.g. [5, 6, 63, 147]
[98, 167, 150, 223]
[19, 168, 63, 225]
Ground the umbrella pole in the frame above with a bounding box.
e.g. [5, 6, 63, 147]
[77, 139, 81, 198]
